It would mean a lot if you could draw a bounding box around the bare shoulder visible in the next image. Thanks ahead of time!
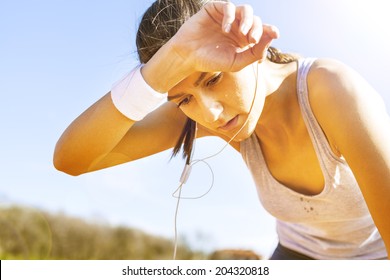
[308,58,379,101]
[306,58,387,153]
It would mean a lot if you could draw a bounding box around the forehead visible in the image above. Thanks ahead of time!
[168,72,208,93]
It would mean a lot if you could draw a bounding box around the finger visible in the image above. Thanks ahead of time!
[263,24,280,40]
[237,4,254,36]
[251,24,279,61]
[248,16,263,44]
[231,25,279,71]
[222,2,236,33]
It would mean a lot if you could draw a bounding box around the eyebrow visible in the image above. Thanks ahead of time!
[194,72,207,87]
[167,72,207,101]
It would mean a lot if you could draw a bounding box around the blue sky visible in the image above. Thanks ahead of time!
[1,0,389,258]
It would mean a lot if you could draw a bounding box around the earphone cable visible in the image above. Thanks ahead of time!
[172,62,259,259]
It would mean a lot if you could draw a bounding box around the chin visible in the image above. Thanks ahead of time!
[230,117,257,142]
[234,105,262,141]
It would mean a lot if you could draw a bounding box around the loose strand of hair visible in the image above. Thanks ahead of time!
[171,118,196,164]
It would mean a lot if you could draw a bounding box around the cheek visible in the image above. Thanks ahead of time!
[227,78,257,109]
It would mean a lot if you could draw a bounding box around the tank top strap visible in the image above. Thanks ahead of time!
[296,58,341,173]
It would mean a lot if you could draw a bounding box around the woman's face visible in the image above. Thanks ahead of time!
[168,63,266,141]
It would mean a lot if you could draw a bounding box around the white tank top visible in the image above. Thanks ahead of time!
[240,58,387,259]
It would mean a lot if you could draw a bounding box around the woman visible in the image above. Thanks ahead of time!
[54,0,390,259]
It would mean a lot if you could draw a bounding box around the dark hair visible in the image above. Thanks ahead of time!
[136,0,299,163]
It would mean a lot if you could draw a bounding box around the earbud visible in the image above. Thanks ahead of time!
[179,164,192,184]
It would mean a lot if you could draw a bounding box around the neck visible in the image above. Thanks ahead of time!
[255,59,299,138]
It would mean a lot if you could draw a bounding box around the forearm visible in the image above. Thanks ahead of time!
[141,39,193,93]
[54,41,190,176]
[54,93,135,176]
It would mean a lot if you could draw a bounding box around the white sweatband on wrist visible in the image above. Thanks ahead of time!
[110,65,168,121]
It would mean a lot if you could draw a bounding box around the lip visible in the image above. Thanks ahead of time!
[219,115,239,131]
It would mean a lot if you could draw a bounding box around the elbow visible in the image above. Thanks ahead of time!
[53,158,83,176]
[53,151,85,177]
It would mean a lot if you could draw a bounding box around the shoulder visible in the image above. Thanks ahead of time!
[305,58,387,153]
[307,58,385,107]
[307,58,377,101]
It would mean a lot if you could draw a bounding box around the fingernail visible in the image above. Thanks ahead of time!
[240,23,250,35]
[271,25,280,38]
[251,29,262,43]
[224,23,231,33]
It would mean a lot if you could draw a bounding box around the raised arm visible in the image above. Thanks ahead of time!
[53,94,187,175]
[53,1,278,176]
[309,58,390,256]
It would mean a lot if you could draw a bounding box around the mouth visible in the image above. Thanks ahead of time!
[219,115,239,131]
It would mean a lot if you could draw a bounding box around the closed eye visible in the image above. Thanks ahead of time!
[206,73,223,87]
[177,73,223,107]
[177,95,192,107]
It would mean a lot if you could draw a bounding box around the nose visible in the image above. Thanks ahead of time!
[198,95,223,124]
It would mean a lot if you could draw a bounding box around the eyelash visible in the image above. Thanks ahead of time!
[206,72,223,86]
[177,73,223,107]
[177,96,192,107]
